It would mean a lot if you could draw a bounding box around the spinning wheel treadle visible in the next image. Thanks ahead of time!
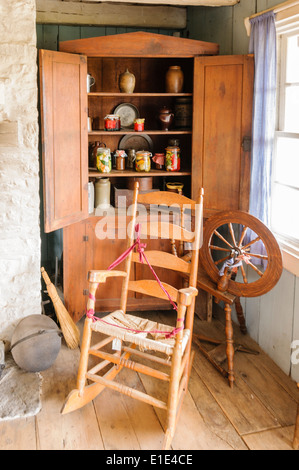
[199,210,283,298]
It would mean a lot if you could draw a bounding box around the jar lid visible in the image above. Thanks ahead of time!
[168,138,180,146]
[136,150,152,156]
[115,149,127,157]
[104,114,120,119]
[96,177,110,183]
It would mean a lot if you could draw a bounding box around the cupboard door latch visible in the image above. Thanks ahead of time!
[83,235,89,242]
[242,136,251,152]
[83,289,89,296]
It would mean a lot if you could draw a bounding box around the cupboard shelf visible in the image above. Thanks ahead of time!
[88,130,192,136]
[88,92,193,97]
[88,169,191,177]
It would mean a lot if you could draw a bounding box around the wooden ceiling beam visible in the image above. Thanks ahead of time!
[83,0,239,5]
[36,0,187,29]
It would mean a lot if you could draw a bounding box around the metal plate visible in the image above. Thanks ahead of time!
[118,133,153,152]
[114,103,139,129]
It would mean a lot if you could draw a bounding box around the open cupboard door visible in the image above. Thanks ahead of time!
[192,54,254,218]
[39,49,88,233]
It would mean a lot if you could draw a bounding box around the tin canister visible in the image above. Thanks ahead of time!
[127,149,136,169]
[135,151,152,172]
[96,147,111,173]
[165,146,180,171]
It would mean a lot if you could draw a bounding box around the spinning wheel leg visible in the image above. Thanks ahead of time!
[225,303,234,388]
[235,297,247,334]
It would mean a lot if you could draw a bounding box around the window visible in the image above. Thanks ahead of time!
[272,20,299,258]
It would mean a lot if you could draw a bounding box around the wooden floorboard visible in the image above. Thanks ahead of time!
[0,307,297,450]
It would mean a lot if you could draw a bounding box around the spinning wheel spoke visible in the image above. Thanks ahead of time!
[238,226,248,247]
[247,260,264,277]
[241,236,261,250]
[228,223,237,246]
[214,230,233,249]
[240,264,248,284]
[248,253,269,260]
[209,245,231,252]
[215,255,232,266]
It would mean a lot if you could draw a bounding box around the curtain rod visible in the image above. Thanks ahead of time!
[244,0,299,36]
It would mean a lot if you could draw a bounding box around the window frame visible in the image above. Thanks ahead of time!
[271,16,299,275]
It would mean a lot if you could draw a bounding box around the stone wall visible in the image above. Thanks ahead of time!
[0,0,41,344]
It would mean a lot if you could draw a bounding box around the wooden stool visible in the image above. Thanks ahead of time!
[294,384,299,450]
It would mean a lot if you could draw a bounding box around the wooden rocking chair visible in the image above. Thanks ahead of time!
[61,183,204,450]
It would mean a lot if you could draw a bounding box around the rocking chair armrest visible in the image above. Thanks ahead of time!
[88,270,127,284]
[178,287,198,307]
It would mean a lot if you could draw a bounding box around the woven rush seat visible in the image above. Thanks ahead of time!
[91,310,190,356]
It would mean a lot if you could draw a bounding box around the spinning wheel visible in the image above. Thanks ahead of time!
[199,210,283,298]
[195,210,283,388]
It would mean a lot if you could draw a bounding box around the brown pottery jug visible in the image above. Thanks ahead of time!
[165,66,184,93]
[157,106,174,131]
[119,68,136,93]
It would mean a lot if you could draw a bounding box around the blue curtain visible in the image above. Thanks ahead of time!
[248,11,277,263]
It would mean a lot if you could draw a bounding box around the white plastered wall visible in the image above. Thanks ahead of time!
[0,0,41,345]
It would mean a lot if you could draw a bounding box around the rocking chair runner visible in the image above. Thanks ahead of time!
[61,183,204,450]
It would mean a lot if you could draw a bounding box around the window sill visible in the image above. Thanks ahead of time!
[272,233,299,276]
[281,248,299,277]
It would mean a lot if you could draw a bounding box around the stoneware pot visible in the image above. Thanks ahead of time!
[165,65,184,93]
[119,68,136,93]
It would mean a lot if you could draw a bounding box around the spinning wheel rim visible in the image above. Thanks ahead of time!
[199,210,283,297]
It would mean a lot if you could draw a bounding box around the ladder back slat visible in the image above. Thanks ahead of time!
[138,191,196,210]
[132,250,191,274]
[128,280,178,302]
[139,221,194,242]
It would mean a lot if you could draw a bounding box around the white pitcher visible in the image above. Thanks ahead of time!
[87,74,95,93]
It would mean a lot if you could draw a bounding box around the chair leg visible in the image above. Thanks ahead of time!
[224,303,235,388]
[162,340,183,450]
[61,317,94,414]
[77,317,93,394]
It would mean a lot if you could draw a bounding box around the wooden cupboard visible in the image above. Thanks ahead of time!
[39,32,254,322]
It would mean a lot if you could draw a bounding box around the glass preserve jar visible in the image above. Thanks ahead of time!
[104,114,120,131]
[96,147,111,173]
[165,145,180,171]
[135,151,152,172]
[114,149,127,170]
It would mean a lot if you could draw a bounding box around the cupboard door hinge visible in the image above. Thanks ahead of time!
[242,136,251,152]
[83,235,89,242]
[83,289,89,296]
